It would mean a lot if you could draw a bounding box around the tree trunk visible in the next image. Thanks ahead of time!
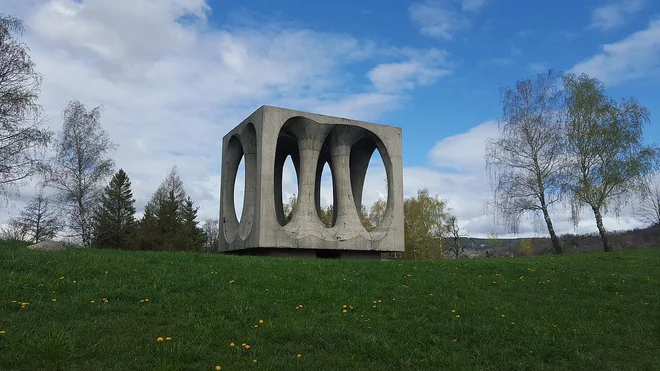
[541,206,563,254]
[592,206,612,252]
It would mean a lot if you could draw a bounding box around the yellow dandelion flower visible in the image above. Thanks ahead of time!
[72,280,77,284]
[258,319,264,324]
[451,309,456,313]
[140,300,145,303]
[52,298,56,302]
[372,305,377,308]
[453,338,457,343]
[254,325,259,328]
[145,299,149,302]
[501,314,505,318]
[156,337,164,342]
[510,322,515,325]
[166,337,172,341]
[342,304,347,308]
[455,315,460,318]
[59,276,64,280]
[342,309,347,313]
[297,354,302,358]
[215,366,222,371]
[229,342,235,347]
[252,359,257,364]
[0,330,5,335]
[245,345,251,349]
[91,300,95,304]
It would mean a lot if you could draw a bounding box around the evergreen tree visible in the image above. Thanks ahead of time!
[178,196,205,251]
[133,203,159,251]
[92,169,136,249]
[155,189,181,250]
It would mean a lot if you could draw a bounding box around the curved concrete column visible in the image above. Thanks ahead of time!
[283,117,334,238]
[314,147,334,225]
[221,135,242,243]
[328,125,370,240]
[238,124,257,240]
[349,136,377,219]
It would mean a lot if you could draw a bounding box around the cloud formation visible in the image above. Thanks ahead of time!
[572,20,660,85]
[589,0,647,31]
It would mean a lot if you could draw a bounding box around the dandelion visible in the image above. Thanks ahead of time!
[501,314,505,318]
[59,276,64,280]
[72,280,77,284]
[91,300,95,304]
[455,315,460,318]
[0,331,5,335]
[145,299,149,302]
[52,298,57,302]
[378,299,382,303]
[510,322,515,325]
[258,319,264,324]
[297,354,302,359]
[453,338,458,343]
[166,337,172,341]
[451,309,456,313]
[342,304,347,308]
[140,300,145,303]
[215,366,222,370]
[156,337,164,342]
[229,280,235,284]
[252,359,257,364]
[342,309,347,313]
[254,325,259,328]
[229,342,235,347]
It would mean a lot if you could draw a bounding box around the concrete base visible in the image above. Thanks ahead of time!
[224,248,384,260]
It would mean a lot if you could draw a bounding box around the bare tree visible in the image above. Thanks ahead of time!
[202,218,219,252]
[0,218,28,241]
[636,177,660,227]
[283,193,296,224]
[486,69,566,254]
[47,101,115,246]
[445,215,465,259]
[16,190,62,243]
[563,73,658,252]
[0,14,52,197]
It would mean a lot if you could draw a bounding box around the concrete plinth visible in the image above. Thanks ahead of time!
[219,105,404,258]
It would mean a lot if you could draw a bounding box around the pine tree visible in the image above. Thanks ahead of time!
[92,169,136,249]
[178,196,205,251]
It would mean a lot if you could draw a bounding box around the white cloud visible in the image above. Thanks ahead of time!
[461,0,487,12]
[428,120,498,170]
[0,0,456,230]
[571,20,660,85]
[589,0,647,31]
[367,49,452,92]
[408,0,471,40]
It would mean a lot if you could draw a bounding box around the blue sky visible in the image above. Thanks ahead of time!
[2,0,660,238]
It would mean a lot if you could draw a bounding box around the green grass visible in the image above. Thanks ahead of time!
[1,242,659,371]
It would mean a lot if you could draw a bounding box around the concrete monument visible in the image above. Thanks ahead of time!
[219,105,404,259]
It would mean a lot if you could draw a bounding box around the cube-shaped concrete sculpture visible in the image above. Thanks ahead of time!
[219,105,404,259]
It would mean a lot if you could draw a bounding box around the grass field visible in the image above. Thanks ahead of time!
[1,242,659,371]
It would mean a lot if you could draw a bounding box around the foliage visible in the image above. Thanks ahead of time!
[283,193,296,224]
[486,232,502,250]
[0,14,52,198]
[368,196,387,229]
[202,219,219,252]
[318,203,333,228]
[636,177,660,227]
[486,69,566,254]
[47,100,116,246]
[563,73,659,252]
[519,238,533,256]
[92,169,136,250]
[178,196,205,251]
[1,242,659,370]
[0,218,28,241]
[13,190,61,243]
[403,188,450,259]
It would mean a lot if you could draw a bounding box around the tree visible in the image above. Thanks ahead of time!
[47,100,115,246]
[0,218,28,241]
[15,190,61,243]
[178,196,205,251]
[368,196,387,229]
[403,188,450,259]
[318,203,333,228]
[283,193,296,224]
[519,238,533,256]
[563,73,658,252]
[485,70,566,254]
[0,14,52,197]
[636,177,660,227]
[445,215,465,259]
[92,169,136,249]
[202,219,219,252]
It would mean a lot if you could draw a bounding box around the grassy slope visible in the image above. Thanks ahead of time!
[1,242,659,371]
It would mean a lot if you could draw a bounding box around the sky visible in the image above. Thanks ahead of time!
[2,0,660,239]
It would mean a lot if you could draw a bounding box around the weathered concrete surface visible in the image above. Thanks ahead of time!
[26,240,66,252]
[219,105,404,257]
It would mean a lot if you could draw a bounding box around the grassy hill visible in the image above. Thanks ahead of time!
[1,242,659,370]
